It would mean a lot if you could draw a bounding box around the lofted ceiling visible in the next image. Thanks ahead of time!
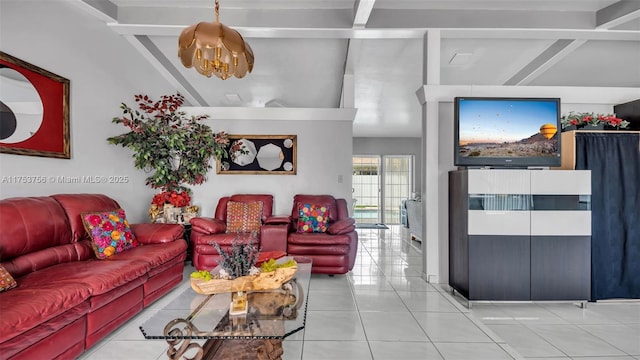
[74,0,640,137]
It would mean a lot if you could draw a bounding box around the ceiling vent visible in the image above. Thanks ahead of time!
[225,93,242,105]
[449,52,473,65]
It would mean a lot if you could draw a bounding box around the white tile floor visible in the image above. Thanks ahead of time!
[78,225,640,360]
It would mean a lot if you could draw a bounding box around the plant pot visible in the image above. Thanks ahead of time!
[604,124,624,131]
[163,204,178,223]
[576,123,604,131]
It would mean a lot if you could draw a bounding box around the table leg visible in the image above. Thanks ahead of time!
[165,337,204,360]
[202,338,283,360]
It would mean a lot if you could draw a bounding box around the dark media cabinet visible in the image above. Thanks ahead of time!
[449,169,591,305]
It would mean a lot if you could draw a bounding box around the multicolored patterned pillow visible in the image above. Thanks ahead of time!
[297,203,329,233]
[226,201,263,233]
[82,208,139,259]
[0,265,17,292]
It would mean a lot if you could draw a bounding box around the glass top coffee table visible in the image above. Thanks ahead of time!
[140,257,312,360]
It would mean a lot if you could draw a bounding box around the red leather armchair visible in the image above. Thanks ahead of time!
[189,194,289,270]
[287,194,358,274]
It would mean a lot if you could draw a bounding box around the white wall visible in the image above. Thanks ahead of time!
[183,114,354,217]
[0,0,176,222]
[0,0,354,222]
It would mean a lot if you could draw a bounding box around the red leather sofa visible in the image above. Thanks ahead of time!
[0,194,187,360]
[286,194,358,274]
[189,194,289,270]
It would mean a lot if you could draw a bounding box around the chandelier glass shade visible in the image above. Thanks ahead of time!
[178,0,254,80]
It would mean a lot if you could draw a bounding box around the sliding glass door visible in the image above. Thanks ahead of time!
[383,155,412,224]
[352,156,381,224]
[353,155,413,224]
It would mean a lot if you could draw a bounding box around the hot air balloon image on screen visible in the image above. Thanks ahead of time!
[539,123,557,139]
[454,97,561,167]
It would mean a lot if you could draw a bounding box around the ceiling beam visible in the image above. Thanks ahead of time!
[340,73,355,108]
[72,0,117,22]
[423,30,441,86]
[353,0,376,28]
[368,9,594,29]
[106,24,640,42]
[76,1,640,44]
[504,39,587,86]
[183,107,357,121]
[441,28,639,41]
[419,85,640,105]
[109,6,639,33]
[341,1,375,108]
[340,39,357,109]
[116,7,354,28]
[596,0,640,29]
[124,35,208,106]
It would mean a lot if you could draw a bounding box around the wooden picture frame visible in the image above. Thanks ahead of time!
[217,135,297,175]
[0,52,70,158]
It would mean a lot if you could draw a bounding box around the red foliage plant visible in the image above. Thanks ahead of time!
[152,191,191,207]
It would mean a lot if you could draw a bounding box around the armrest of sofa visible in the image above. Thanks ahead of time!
[260,223,289,253]
[190,217,226,235]
[264,215,291,225]
[130,223,184,244]
[328,218,356,235]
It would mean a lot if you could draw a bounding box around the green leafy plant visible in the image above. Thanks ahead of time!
[561,111,629,130]
[108,93,229,193]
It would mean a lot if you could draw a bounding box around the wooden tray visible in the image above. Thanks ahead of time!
[190,266,297,295]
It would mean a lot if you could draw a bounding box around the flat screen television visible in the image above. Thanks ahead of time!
[454,97,561,168]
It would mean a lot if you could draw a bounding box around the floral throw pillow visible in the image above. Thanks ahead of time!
[82,208,139,259]
[0,265,17,292]
[226,201,263,234]
[297,204,329,233]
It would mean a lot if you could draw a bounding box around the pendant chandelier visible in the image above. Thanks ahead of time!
[178,0,254,80]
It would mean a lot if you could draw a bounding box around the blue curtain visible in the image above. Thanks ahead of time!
[575,132,640,300]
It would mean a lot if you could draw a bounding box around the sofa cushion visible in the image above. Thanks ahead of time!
[0,265,17,292]
[291,195,338,222]
[0,196,73,260]
[130,223,184,244]
[229,194,274,221]
[190,217,226,234]
[52,194,121,243]
[287,244,351,257]
[2,242,95,279]
[82,208,139,259]
[287,232,353,246]
[0,304,89,360]
[16,259,150,297]
[109,240,187,268]
[226,201,263,233]
[0,281,92,343]
[193,232,257,249]
[297,204,329,233]
[327,218,356,235]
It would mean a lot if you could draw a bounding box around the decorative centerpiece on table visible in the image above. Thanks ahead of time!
[561,111,630,131]
[107,93,229,222]
[190,238,297,295]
